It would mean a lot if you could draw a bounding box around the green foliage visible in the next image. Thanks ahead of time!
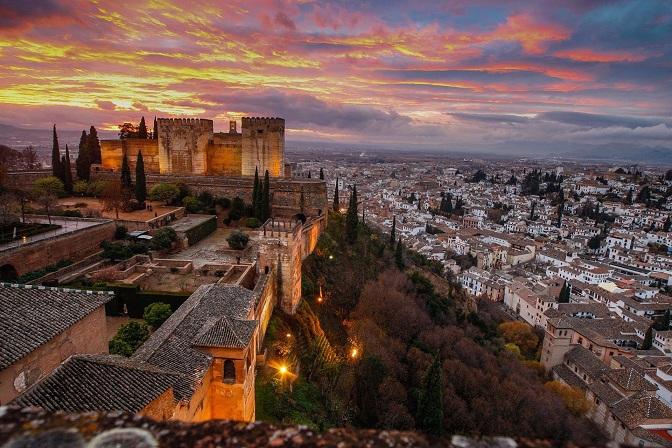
[149,183,180,205]
[63,145,73,193]
[120,153,132,190]
[215,196,231,209]
[227,230,249,250]
[333,178,339,211]
[642,325,653,350]
[416,355,444,435]
[75,130,90,181]
[109,321,149,356]
[86,180,106,197]
[138,116,148,139]
[114,225,128,240]
[51,124,61,179]
[151,227,177,250]
[15,259,71,283]
[32,176,65,197]
[395,238,404,269]
[262,169,271,221]
[182,195,202,213]
[101,241,133,261]
[558,281,570,303]
[73,180,88,196]
[390,215,396,246]
[143,302,172,328]
[229,196,246,221]
[245,217,261,228]
[184,216,217,245]
[355,355,388,427]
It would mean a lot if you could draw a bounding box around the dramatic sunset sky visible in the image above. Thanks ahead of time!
[0,0,670,153]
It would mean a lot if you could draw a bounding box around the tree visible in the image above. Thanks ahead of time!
[299,187,305,213]
[63,145,73,193]
[333,178,340,212]
[558,281,570,303]
[138,116,148,139]
[588,235,602,251]
[75,130,90,181]
[229,196,246,221]
[109,321,149,356]
[22,146,39,169]
[665,217,671,232]
[149,183,180,205]
[390,215,396,246]
[556,202,564,228]
[101,180,124,219]
[262,170,271,221]
[32,176,64,224]
[151,227,177,250]
[544,381,591,416]
[88,126,101,164]
[51,124,62,179]
[642,325,653,350]
[252,167,261,220]
[319,168,324,180]
[307,170,311,178]
[153,117,158,139]
[135,151,147,204]
[395,238,404,269]
[529,201,536,221]
[120,152,132,191]
[498,321,539,355]
[227,230,249,250]
[118,122,138,139]
[143,302,172,329]
[654,310,670,331]
[416,355,444,435]
[345,185,359,243]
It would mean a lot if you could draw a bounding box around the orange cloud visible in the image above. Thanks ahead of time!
[491,13,570,54]
[554,48,648,62]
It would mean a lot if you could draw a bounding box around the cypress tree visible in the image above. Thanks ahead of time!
[63,145,73,193]
[252,167,261,219]
[665,216,671,232]
[345,185,359,243]
[307,171,311,178]
[333,178,340,212]
[390,215,396,246]
[59,155,66,185]
[417,355,444,435]
[121,152,132,190]
[642,326,653,350]
[135,151,147,204]
[557,201,564,228]
[319,168,324,180]
[446,193,453,213]
[153,117,158,139]
[558,281,570,303]
[395,238,404,269]
[138,116,148,139]
[88,126,101,164]
[655,310,671,331]
[262,170,271,222]
[76,130,90,180]
[51,124,61,178]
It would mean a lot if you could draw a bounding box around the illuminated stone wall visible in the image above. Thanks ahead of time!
[157,118,213,175]
[241,117,285,178]
[100,139,160,173]
[207,132,243,176]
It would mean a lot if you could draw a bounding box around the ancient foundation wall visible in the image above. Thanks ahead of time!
[241,118,285,178]
[0,219,116,276]
[100,139,160,173]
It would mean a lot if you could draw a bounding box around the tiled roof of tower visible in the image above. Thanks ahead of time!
[11,354,179,413]
[193,316,257,349]
[133,284,258,401]
[0,284,113,369]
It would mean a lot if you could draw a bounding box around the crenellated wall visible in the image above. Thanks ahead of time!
[241,117,285,178]
[208,132,243,176]
[100,139,160,173]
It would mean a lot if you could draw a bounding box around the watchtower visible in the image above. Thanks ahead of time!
[241,117,285,178]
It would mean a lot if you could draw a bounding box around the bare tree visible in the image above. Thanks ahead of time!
[32,176,64,225]
[101,180,124,219]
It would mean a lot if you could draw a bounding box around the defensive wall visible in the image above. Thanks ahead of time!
[241,117,284,178]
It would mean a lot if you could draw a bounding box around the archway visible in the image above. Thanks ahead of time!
[293,213,307,224]
[0,264,18,282]
[223,359,236,383]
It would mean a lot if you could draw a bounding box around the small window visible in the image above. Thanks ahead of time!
[223,360,236,383]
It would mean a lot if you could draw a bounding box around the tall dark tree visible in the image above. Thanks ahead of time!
[153,117,158,139]
[417,355,444,435]
[390,215,396,246]
[558,281,570,303]
[333,178,340,212]
[395,238,404,269]
[135,151,147,204]
[642,325,653,350]
[345,185,359,243]
[307,170,312,178]
[252,167,261,219]
[88,126,101,164]
[63,145,73,193]
[59,155,66,186]
[319,168,324,180]
[262,169,271,221]
[75,130,90,180]
[120,152,132,191]
[556,202,564,228]
[138,116,148,139]
[529,201,536,221]
[655,310,671,331]
[51,124,62,178]
[299,187,305,213]
[664,216,671,232]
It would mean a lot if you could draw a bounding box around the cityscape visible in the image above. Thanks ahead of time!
[1,1,672,447]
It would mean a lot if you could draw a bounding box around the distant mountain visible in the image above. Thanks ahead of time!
[0,123,115,161]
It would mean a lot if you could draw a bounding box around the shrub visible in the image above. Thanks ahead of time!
[245,217,261,228]
[109,321,149,356]
[86,180,107,197]
[74,202,89,208]
[62,210,82,217]
[215,197,231,209]
[73,180,88,196]
[197,191,214,207]
[226,230,249,250]
[114,225,128,240]
[229,196,246,221]
[143,302,173,328]
[101,241,132,261]
[149,183,180,205]
[182,195,202,213]
[151,227,177,250]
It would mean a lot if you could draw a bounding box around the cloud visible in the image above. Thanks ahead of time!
[447,112,530,124]
[0,0,72,33]
[274,12,296,31]
[95,100,117,111]
[537,111,665,128]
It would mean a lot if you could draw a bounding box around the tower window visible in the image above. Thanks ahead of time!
[223,359,236,383]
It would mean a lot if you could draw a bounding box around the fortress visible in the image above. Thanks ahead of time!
[100,117,286,177]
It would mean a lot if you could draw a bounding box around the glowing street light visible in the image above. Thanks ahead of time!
[328,254,334,260]
[350,348,359,359]
[278,365,288,375]
[286,333,292,339]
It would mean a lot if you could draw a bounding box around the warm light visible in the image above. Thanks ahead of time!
[286,333,291,338]
[279,365,288,375]
[350,348,359,359]
[317,296,323,303]
[328,255,334,260]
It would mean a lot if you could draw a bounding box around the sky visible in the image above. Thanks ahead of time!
[0,0,670,153]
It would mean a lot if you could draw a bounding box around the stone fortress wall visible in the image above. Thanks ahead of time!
[100,117,285,178]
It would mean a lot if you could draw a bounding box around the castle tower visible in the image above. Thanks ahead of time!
[241,117,285,178]
[157,118,213,175]
[229,120,237,134]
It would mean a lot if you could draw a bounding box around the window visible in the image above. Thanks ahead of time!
[578,337,583,344]
[223,360,236,383]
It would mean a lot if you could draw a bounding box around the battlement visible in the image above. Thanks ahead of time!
[157,118,214,128]
[242,117,285,128]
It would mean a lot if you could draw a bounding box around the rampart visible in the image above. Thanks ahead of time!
[100,138,160,172]
[241,117,285,178]
[157,118,213,175]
